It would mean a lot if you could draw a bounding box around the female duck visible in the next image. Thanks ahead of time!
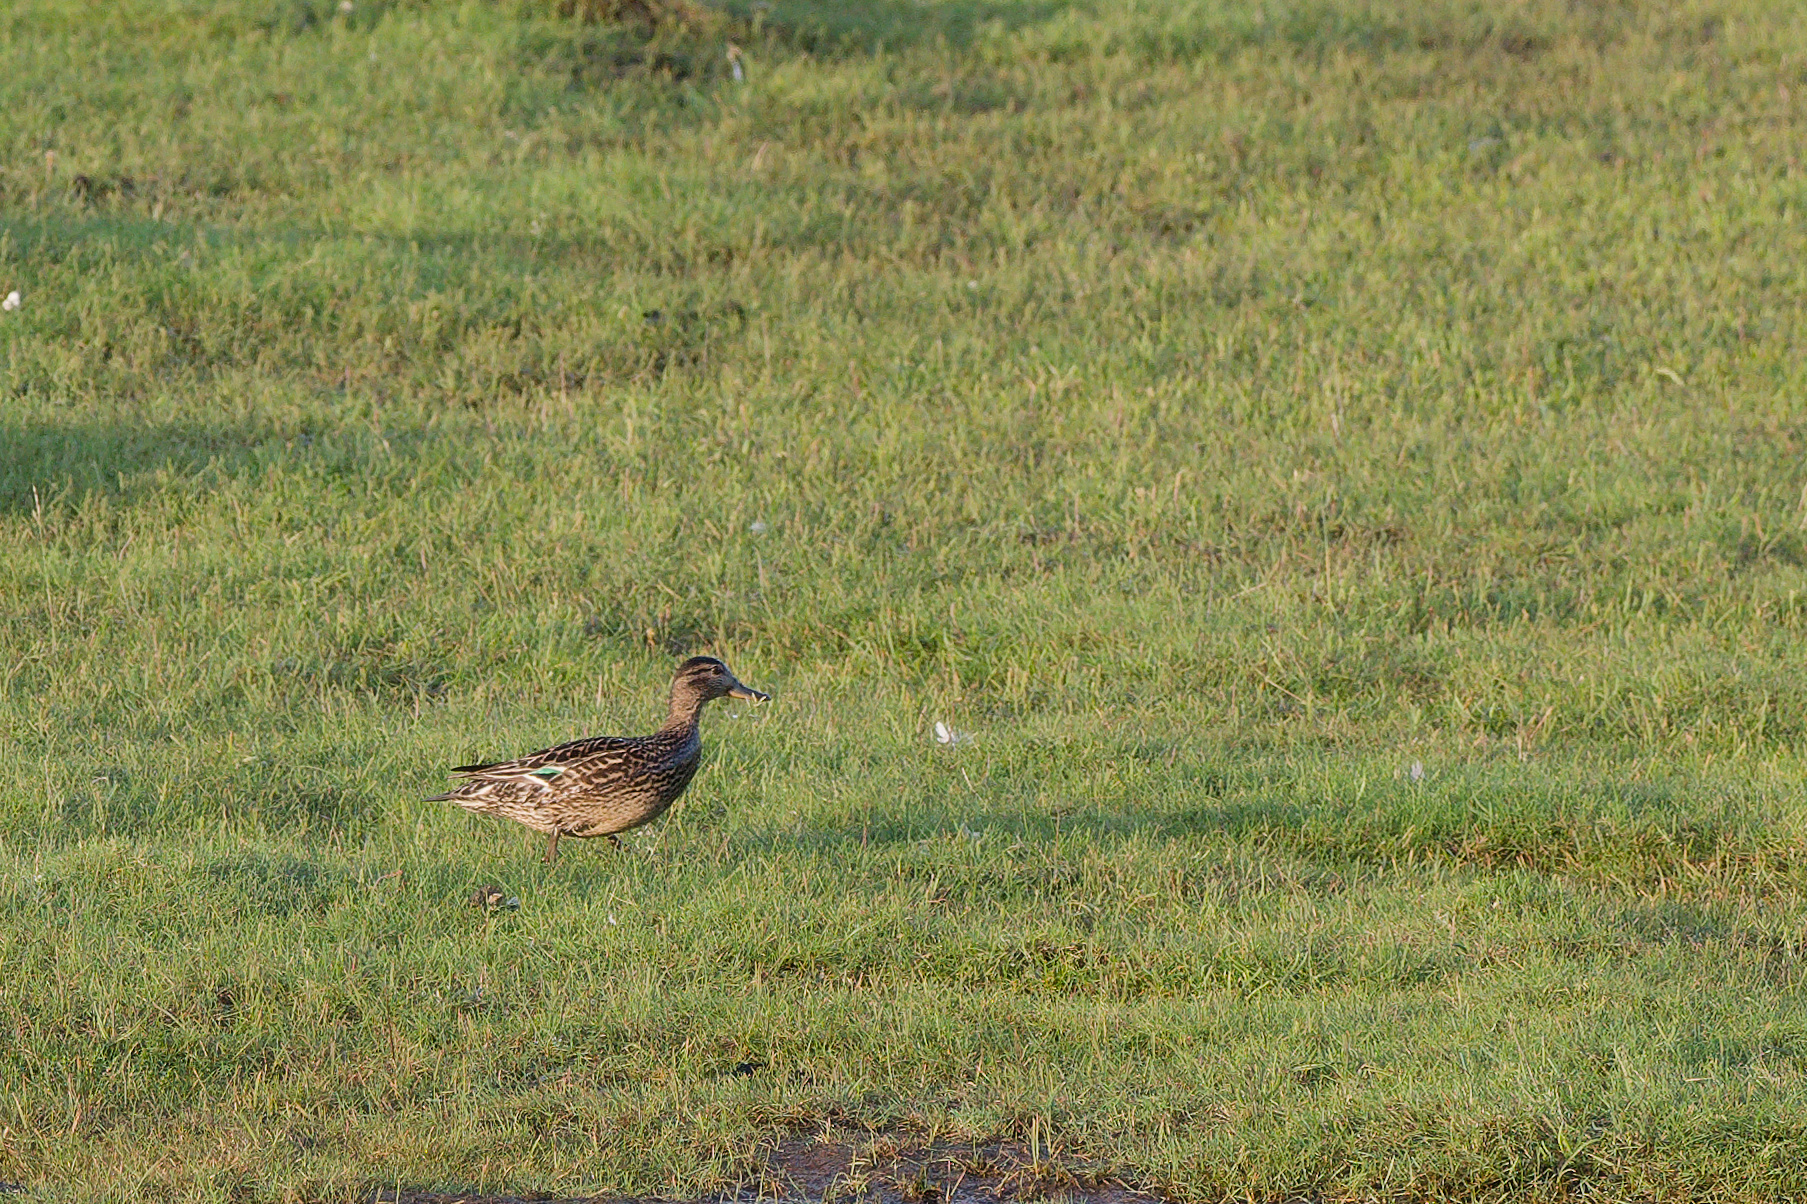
[431,656,769,863]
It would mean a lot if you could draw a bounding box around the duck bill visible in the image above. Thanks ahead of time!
[727,681,771,703]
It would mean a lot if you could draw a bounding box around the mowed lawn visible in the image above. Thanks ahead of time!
[4,0,1807,1199]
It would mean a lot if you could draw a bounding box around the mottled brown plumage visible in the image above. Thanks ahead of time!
[429,656,769,863]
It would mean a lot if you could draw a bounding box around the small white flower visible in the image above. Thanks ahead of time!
[1409,761,1425,781]
[338,0,353,11]
[2,290,20,312]
[966,280,978,289]
[607,913,618,926]
[749,520,768,535]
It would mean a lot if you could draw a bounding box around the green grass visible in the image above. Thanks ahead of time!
[4,0,1807,1198]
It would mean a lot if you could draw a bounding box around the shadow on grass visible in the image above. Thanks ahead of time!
[733,762,1788,884]
[201,849,348,916]
[52,770,387,843]
[0,412,437,519]
[726,0,1069,53]
[3,207,764,407]
[1,418,258,516]
[732,0,1643,63]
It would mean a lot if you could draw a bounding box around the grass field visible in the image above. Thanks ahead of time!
[4,0,1807,1199]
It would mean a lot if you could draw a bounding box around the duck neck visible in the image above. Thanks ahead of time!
[662,688,708,733]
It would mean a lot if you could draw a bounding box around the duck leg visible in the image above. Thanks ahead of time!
[607,834,623,850]
[543,832,560,865]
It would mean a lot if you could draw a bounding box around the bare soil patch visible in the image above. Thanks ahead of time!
[380,1135,1167,1204]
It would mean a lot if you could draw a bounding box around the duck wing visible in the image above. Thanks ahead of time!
[449,734,649,792]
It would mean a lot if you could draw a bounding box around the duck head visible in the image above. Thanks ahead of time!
[670,655,771,710]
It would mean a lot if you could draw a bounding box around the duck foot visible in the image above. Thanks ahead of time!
[542,832,560,865]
